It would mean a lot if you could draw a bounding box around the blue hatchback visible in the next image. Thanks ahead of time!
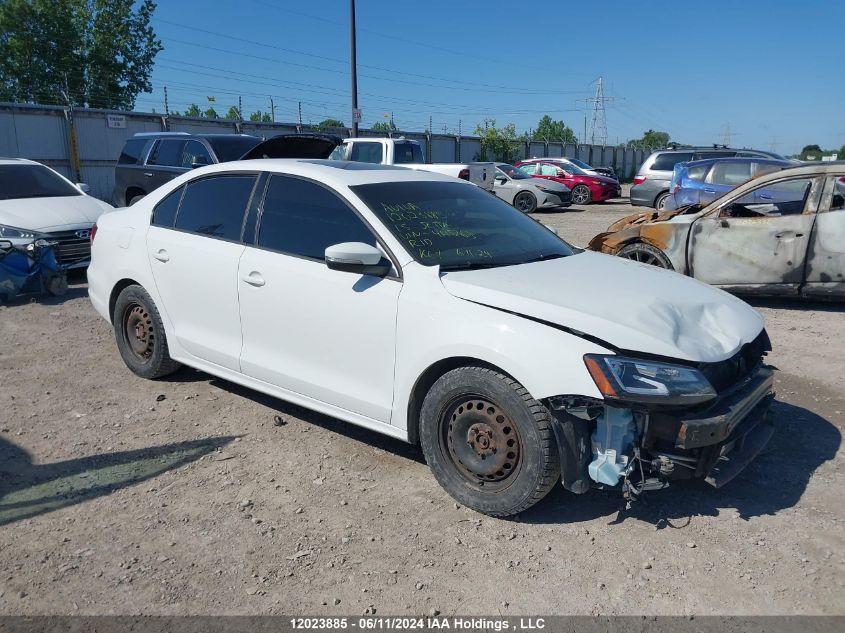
[669,157,793,208]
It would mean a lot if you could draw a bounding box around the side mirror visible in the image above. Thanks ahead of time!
[495,176,507,184]
[191,156,209,168]
[324,242,391,277]
[0,239,12,250]
[77,182,91,194]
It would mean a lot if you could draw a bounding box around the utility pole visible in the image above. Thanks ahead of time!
[298,101,303,127]
[270,97,275,122]
[350,0,359,137]
[238,96,243,121]
[164,86,169,117]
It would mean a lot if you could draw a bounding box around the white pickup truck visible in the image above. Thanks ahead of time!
[329,137,496,191]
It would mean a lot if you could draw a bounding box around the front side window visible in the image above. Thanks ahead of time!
[539,163,560,176]
[348,142,384,164]
[148,139,186,167]
[180,140,213,169]
[152,186,183,227]
[0,164,80,200]
[257,175,376,259]
[352,181,574,269]
[720,177,816,218]
[517,163,538,175]
[174,175,256,240]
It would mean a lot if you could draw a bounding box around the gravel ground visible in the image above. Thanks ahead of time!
[0,186,843,616]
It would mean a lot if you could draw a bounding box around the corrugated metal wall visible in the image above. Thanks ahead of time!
[0,102,652,202]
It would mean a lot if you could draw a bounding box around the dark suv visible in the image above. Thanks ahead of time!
[630,146,787,209]
[113,132,263,206]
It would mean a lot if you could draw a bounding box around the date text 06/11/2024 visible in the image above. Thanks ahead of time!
[289,617,547,630]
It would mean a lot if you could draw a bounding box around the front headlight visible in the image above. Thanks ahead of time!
[584,354,716,406]
[0,224,38,239]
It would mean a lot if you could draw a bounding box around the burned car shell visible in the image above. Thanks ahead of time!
[589,163,845,300]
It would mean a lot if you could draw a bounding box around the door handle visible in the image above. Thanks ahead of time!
[153,249,169,262]
[704,188,716,193]
[242,271,265,287]
[775,232,803,239]
[758,194,772,200]
[143,172,154,177]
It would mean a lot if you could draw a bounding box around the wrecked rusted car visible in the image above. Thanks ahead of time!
[589,163,845,299]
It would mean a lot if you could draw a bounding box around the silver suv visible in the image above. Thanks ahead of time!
[630,147,785,209]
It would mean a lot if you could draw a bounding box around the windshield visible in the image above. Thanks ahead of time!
[0,164,81,200]
[206,136,262,162]
[497,164,531,180]
[351,181,574,270]
[567,158,592,170]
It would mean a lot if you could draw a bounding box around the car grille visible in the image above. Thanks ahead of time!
[699,329,771,394]
[44,229,92,266]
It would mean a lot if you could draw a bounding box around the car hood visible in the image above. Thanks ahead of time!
[581,174,619,186]
[240,133,342,160]
[605,205,705,232]
[440,251,763,363]
[0,195,111,232]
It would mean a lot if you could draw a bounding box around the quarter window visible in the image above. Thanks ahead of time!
[257,175,376,259]
[152,186,183,227]
[174,175,256,240]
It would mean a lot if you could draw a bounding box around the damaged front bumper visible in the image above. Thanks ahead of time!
[547,365,775,496]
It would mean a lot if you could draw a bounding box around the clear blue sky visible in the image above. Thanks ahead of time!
[140,0,845,155]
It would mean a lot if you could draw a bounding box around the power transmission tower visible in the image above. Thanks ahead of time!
[577,77,619,145]
[717,122,737,146]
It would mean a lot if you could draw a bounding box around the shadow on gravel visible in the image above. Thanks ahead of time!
[530,206,585,215]
[745,297,845,313]
[0,435,234,527]
[520,400,840,526]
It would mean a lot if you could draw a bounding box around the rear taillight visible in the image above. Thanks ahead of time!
[90,223,97,243]
[633,176,647,185]
[673,183,681,194]
[458,168,470,181]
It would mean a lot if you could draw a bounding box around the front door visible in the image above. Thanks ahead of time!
[803,175,845,298]
[146,173,258,370]
[688,175,822,293]
[238,174,401,423]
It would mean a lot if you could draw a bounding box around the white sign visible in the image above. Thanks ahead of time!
[107,114,126,129]
[352,108,362,124]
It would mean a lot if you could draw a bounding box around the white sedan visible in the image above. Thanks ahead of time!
[88,152,775,516]
[0,159,113,268]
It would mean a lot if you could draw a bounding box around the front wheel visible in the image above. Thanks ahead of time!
[513,191,537,213]
[616,242,673,269]
[571,184,592,205]
[113,284,181,379]
[419,366,561,517]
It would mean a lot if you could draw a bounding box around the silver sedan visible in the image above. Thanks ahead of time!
[493,163,571,213]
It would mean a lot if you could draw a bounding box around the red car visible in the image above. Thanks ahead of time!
[515,159,621,205]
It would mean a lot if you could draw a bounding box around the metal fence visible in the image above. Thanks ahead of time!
[0,102,653,202]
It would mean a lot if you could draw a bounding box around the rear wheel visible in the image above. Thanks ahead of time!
[616,242,673,269]
[113,284,181,379]
[571,184,592,205]
[654,191,670,210]
[513,191,537,213]
[419,366,561,517]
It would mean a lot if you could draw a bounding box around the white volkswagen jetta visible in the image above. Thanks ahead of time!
[88,148,775,516]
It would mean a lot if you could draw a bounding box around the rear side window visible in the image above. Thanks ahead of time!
[709,162,752,186]
[148,139,187,167]
[152,186,183,227]
[118,139,148,165]
[174,175,256,240]
[257,175,375,259]
[348,142,384,164]
[393,142,424,164]
[651,152,693,171]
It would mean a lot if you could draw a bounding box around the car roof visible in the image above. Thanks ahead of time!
[0,157,40,165]
[130,132,260,140]
[682,157,792,168]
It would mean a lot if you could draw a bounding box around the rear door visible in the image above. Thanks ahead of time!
[145,139,188,192]
[146,173,258,370]
[803,175,845,298]
[702,161,753,204]
[688,175,823,293]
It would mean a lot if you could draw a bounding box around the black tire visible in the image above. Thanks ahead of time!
[419,366,561,517]
[571,184,592,205]
[654,191,670,210]
[616,242,673,269]
[113,284,181,379]
[513,191,537,213]
[128,194,145,206]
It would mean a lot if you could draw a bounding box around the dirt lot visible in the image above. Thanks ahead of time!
[1,187,843,616]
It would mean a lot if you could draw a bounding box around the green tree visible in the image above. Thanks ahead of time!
[224,105,241,120]
[800,144,823,160]
[838,145,845,161]
[249,110,272,122]
[532,115,576,143]
[315,118,345,130]
[627,129,670,149]
[371,120,397,133]
[183,104,202,117]
[474,119,521,162]
[0,0,163,109]
[204,106,218,119]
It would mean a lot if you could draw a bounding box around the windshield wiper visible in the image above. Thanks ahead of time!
[440,261,510,272]
[519,253,567,265]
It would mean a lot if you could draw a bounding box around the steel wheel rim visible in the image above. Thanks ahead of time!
[657,195,668,210]
[515,193,533,212]
[621,250,661,266]
[572,186,589,204]
[440,395,522,491]
[123,303,155,361]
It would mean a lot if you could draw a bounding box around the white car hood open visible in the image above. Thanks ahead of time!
[0,195,110,232]
[441,251,764,363]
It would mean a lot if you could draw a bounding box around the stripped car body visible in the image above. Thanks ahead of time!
[589,162,845,300]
